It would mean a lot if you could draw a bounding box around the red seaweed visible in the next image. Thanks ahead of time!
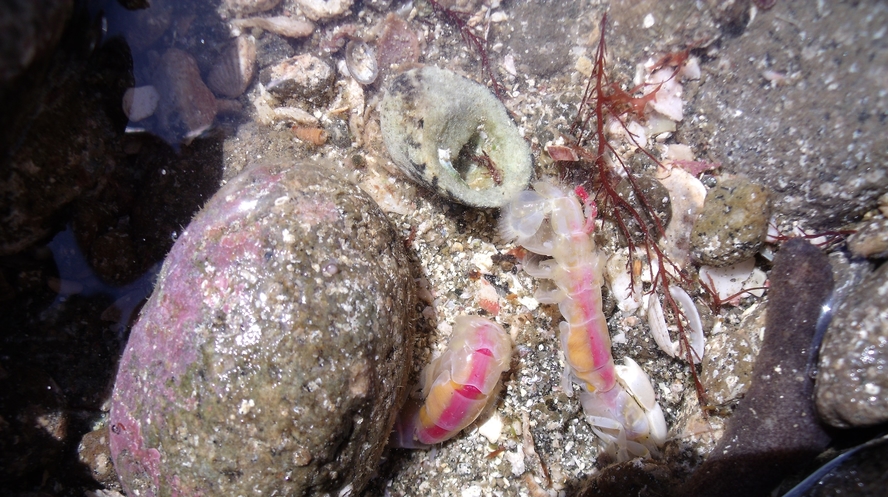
[563,14,710,406]
[428,0,505,99]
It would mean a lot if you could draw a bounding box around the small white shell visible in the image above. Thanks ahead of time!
[122,85,159,122]
[344,40,378,85]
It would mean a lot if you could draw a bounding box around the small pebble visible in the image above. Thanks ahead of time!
[262,54,335,104]
[690,175,771,267]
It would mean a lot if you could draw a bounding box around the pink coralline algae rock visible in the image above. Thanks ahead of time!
[109,160,414,496]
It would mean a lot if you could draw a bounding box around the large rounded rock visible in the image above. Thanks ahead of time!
[109,160,414,496]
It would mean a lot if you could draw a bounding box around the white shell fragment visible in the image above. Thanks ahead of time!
[379,66,532,208]
[646,287,705,364]
[230,16,315,39]
[344,40,378,85]
[699,258,757,301]
[295,0,353,21]
[668,286,705,363]
[122,85,159,122]
[656,161,707,267]
[605,249,642,313]
[647,293,674,358]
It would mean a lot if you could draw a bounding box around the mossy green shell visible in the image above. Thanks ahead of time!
[380,66,532,208]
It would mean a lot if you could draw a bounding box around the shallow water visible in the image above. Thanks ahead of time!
[1,0,886,495]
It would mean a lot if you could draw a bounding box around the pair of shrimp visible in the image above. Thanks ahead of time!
[500,180,667,461]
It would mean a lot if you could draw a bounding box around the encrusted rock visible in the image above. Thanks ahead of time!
[110,160,414,496]
[294,0,353,21]
[690,176,771,267]
[816,262,888,428]
[376,13,420,80]
[847,216,888,259]
[701,303,765,406]
[77,426,117,488]
[379,66,532,208]
[262,53,335,104]
[223,0,281,15]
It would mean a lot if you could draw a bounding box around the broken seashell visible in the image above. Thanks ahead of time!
[272,106,318,125]
[656,162,707,268]
[699,258,765,301]
[344,39,378,85]
[646,287,704,363]
[230,16,315,39]
[207,35,257,98]
[379,66,532,208]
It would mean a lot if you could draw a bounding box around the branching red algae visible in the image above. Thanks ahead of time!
[563,14,709,406]
[428,0,505,99]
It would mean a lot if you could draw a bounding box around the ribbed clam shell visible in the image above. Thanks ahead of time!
[207,35,257,98]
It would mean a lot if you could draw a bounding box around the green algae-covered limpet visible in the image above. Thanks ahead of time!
[379,66,532,208]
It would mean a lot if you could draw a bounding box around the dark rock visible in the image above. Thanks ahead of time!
[781,435,888,497]
[679,238,833,497]
[0,29,133,255]
[110,160,415,496]
[0,0,74,158]
[0,365,69,487]
[816,261,888,428]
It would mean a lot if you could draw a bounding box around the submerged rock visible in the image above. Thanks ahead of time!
[379,66,532,208]
[153,48,217,141]
[110,160,414,496]
[262,54,335,105]
[680,238,833,497]
[690,175,771,267]
[816,261,888,428]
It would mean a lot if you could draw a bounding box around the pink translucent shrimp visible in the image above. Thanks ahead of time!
[391,316,512,448]
[500,180,667,461]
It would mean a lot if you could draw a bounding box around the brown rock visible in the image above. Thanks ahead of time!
[154,48,217,140]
